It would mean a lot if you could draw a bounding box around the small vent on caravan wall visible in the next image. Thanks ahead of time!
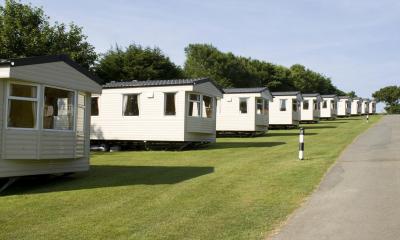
[226,97,232,102]
[146,91,154,98]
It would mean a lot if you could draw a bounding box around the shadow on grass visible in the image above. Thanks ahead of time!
[267,132,318,137]
[209,141,285,150]
[2,165,214,195]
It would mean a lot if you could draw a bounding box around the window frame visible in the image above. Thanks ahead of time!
[239,97,248,114]
[188,93,201,117]
[292,99,298,112]
[5,80,40,130]
[122,93,140,117]
[303,100,309,110]
[91,97,99,116]
[164,92,177,116]
[202,95,214,118]
[279,99,287,111]
[256,97,263,115]
[42,85,77,132]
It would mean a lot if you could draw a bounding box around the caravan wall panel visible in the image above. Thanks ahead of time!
[91,86,188,142]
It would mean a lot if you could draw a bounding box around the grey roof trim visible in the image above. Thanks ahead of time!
[302,93,321,97]
[338,96,352,99]
[320,94,337,98]
[223,87,269,94]
[271,91,301,96]
[102,78,223,94]
[0,54,103,84]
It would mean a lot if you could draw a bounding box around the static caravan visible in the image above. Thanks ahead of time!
[0,55,102,181]
[269,92,303,128]
[320,95,338,119]
[361,98,370,115]
[300,93,322,123]
[337,96,352,117]
[351,97,362,115]
[216,87,273,136]
[369,99,376,114]
[91,78,223,149]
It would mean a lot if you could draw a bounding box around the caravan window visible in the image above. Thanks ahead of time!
[239,98,248,114]
[7,83,38,129]
[91,97,99,116]
[303,100,309,110]
[123,94,139,116]
[280,99,287,111]
[313,100,318,110]
[322,100,327,108]
[331,100,336,110]
[189,94,201,117]
[263,99,269,115]
[202,96,213,118]
[164,93,176,115]
[256,98,263,114]
[292,99,298,112]
[43,87,75,130]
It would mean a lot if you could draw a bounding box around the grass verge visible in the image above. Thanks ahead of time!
[0,115,381,240]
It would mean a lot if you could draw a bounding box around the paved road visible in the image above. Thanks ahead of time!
[270,115,400,240]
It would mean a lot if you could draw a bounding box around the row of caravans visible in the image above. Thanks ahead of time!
[0,55,377,181]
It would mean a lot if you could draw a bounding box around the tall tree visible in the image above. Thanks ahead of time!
[0,0,97,69]
[95,44,184,83]
[372,86,400,113]
[184,43,344,94]
[346,91,357,98]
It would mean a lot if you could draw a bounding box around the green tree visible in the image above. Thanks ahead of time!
[184,43,344,94]
[184,44,257,87]
[0,0,97,69]
[372,86,400,113]
[346,91,357,98]
[95,44,184,83]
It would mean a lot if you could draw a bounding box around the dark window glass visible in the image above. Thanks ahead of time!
[123,94,139,116]
[202,96,213,118]
[239,98,248,114]
[10,84,37,98]
[165,93,176,115]
[280,99,287,111]
[303,100,309,110]
[8,100,36,128]
[322,100,327,108]
[91,97,99,116]
[292,99,298,112]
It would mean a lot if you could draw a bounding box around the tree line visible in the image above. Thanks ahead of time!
[3,0,399,112]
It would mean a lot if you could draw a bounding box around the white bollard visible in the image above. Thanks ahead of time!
[299,128,304,160]
[366,114,369,123]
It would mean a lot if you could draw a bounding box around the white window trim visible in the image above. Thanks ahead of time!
[42,84,77,133]
[188,93,202,118]
[122,93,140,117]
[5,80,40,131]
[164,92,177,116]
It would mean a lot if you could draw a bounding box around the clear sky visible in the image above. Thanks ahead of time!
[21,0,400,111]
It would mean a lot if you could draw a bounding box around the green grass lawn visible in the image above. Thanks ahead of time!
[0,115,381,240]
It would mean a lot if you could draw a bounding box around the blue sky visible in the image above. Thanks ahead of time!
[21,0,400,111]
